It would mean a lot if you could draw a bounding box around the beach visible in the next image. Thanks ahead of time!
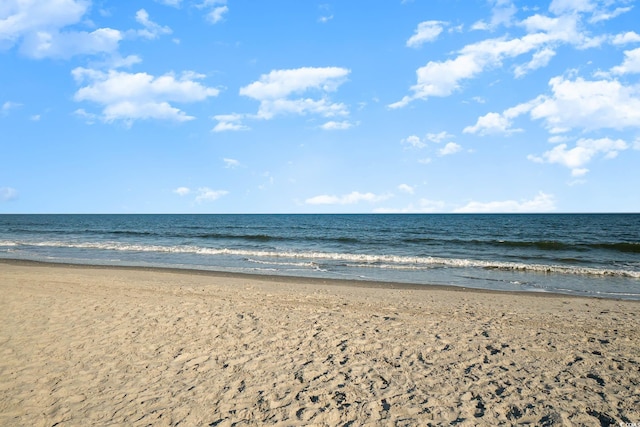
[1,261,639,426]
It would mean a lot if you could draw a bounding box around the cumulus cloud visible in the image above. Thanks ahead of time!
[401,135,426,149]
[466,76,640,135]
[212,113,249,132]
[397,184,414,194]
[438,142,462,156]
[320,120,353,130]
[0,187,19,202]
[611,47,640,75]
[194,0,229,24]
[195,187,228,202]
[454,192,555,213]
[305,191,392,205]
[471,0,517,31]
[0,0,123,59]
[173,186,191,196]
[134,9,172,40]
[174,186,228,202]
[390,1,630,108]
[611,31,640,45]
[73,68,220,124]
[528,137,629,176]
[406,21,447,48]
[214,67,350,128]
[425,131,454,143]
[374,199,446,213]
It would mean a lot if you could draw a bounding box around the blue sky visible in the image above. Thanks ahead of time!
[1,0,639,213]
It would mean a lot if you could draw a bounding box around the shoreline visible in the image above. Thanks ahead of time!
[2,260,640,425]
[1,257,630,301]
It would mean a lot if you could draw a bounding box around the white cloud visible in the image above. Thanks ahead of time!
[611,47,640,75]
[212,113,249,132]
[195,187,228,203]
[530,76,640,133]
[454,192,555,213]
[425,131,453,143]
[240,67,349,100]
[195,0,228,24]
[1,101,21,115]
[207,6,228,24]
[135,9,172,40]
[401,135,426,149]
[467,76,640,135]
[305,191,392,205]
[156,0,183,6]
[321,120,352,130]
[438,142,462,156]
[0,0,123,59]
[374,199,446,213]
[0,187,19,202]
[406,21,447,48]
[528,137,629,176]
[73,68,220,124]
[464,99,537,135]
[234,67,350,122]
[397,184,414,194]
[390,3,613,108]
[612,31,640,45]
[174,187,191,196]
[223,158,240,168]
[472,0,517,31]
[514,47,556,78]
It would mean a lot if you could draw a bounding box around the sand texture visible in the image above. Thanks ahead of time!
[1,262,639,426]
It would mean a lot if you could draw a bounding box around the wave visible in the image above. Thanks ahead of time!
[2,239,639,279]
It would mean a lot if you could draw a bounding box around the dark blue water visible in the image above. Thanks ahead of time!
[1,214,639,299]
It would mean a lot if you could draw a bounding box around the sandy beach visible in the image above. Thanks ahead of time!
[1,261,638,426]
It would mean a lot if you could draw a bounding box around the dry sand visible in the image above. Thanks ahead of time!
[1,261,639,426]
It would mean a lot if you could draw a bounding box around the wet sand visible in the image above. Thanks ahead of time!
[1,261,639,426]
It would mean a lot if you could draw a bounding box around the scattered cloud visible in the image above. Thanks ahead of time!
[134,9,172,40]
[401,135,426,149]
[611,31,640,45]
[321,120,353,130]
[218,67,350,127]
[0,187,19,202]
[610,47,640,75]
[223,158,240,168]
[438,142,462,156]
[471,0,517,31]
[195,187,228,202]
[174,186,228,202]
[305,191,392,205]
[466,75,640,135]
[156,0,183,6]
[389,1,632,108]
[196,0,229,24]
[454,192,555,213]
[513,47,556,78]
[1,101,22,115]
[173,186,191,196]
[425,131,454,143]
[0,0,123,59]
[374,198,445,213]
[72,68,220,124]
[398,184,414,194]
[528,137,629,176]
[406,21,447,48]
[212,113,249,132]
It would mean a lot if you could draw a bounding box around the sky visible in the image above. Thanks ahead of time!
[1,0,639,213]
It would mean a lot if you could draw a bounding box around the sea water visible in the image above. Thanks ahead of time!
[1,214,639,300]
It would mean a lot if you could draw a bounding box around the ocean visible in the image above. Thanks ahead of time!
[1,214,639,300]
